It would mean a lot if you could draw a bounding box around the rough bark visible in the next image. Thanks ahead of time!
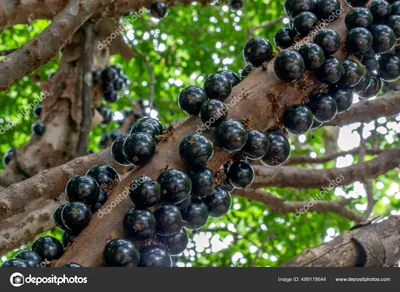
[281,216,400,267]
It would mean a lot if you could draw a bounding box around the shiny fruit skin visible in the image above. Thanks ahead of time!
[274,28,297,50]
[274,50,305,83]
[150,2,168,19]
[293,12,318,36]
[369,25,396,53]
[62,230,79,247]
[307,93,338,122]
[111,136,132,166]
[139,246,172,267]
[386,15,400,37]
[53,203,67,230]
[189,167,215,197]
[227,161,255,189]
[65,175,100,206]
[316,0,341,19]
[181,199,209,230]
[129,176,161,208]
[378,53,400,81]
[157,169,192,204]
[129,120,160,140]
[345,7,373,29]
[61,202,92,233]
[283,105,313,135]
[179,134,214,167]
[32,120,45,136]
[103,238,140,267]
[261,132,291,166]
[340,59,363,87]
[123,132,156,165]
[199,99,228,127]
[203,72,232,100]
[15,251,42,267]
[328,84,354,113]
[123,208,156,240]
[347,27,373,55]
[86,165,120,186]
[154,204,184,236]
[214,120,248,153]
[158,229,188,255]
[243,37,273,67]
[241,65,254,79]
[63,262,82,267]
[284,0,317,19]
[358,76,383,99]
[1,259,29,267]
[371,0,392,24]
[242,130,270,160]
[315,57,344,84]
[202,186,232,218]
[217,70,241,87]
[314,29,341,56]
[178,86,208,116]
[297,43,325,70]
[354,70,372,93]
[32,236,64,261]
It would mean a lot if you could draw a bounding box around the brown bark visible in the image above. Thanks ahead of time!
[281,216,400,267]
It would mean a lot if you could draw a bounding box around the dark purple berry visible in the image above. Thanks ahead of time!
[345,0,369,7]
[123,208,156,240]
[199,99,228,127]
[386,15,400,37]
[158,169,192,204]
[129,176,161,208]
[2,148,15,166]
[274,50,305,83]
[62,230,78,247]
[104,90,119,103]
[33,105,42,119]
[378,53,400,81]
[293,12,318,36]
[111,136,132,166]
[181,199,209,230]
[53,203,68,230]
[261,132,291,166]
[92,71,102,85]
[297,43,325,70]
[32,236,64,261]
[189,167,215,197]
[217,70,241,87]
[103,238,140,267]
[154,204,183,236]
[158,229,188,255]
[130,120,161,140]
[315,57,344,84]
[328,84,354,113]
[214,120,248,153]
[230,0,243,10]
[123,132,156,165]
[202,186,232,218]
[227,161,254,189]
[362,56,379,71]
[358,76,383,99]
[355,70,372,93]
[345,7,373,29]
[242,130,269,160]
[61,202,92,233]
[340,59,363,87]
[139,117,164,134]
[311,119,324,130]
[203,72,232,100]
[179,134,213,166]
[371,0,392,24]
[139,246,171,267]
[176,196,192,211]
[241,65,254,79]
[15,251,42,267]
[86,165,120,187]
[274,28,297,50]
[102,67,118,82]
[307,93,338,122]
[98,107,113,124]
[369,24,396,53]
[150,2,168,19]
[314,29,341,55]
[32,120,45,136]
[316,0,341,20]
[65,175,100,206]
[63,262,82,267]
[243,37,273,67]
[2,258,29,267]
[283,105,313,135]
[391,1,400,15]
[178,86,208,116]
[113,78,125,91]
[284,0,317,19]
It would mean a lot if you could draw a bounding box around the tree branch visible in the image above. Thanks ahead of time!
[0,0,105,91]
[281,216,400,267]
[0,49,17,56]
[0,175,13,188]
[247,16,285,40]
[235,189,363,223]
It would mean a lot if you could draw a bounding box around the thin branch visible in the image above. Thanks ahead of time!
[251,229,276,267]
[76,22,95,157]
[247,16,285,40]
[235,189,363,223]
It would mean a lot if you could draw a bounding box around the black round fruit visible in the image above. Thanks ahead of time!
[129,176,161,208]
[316,0,341,20]
[261,132,291,166]
[123,132,156,165]
[93,71,102,84]
[284,0,317,19]
[307,93,338,122]
[139,117,164,134]
[15,251,42,267]
[241,65,254,79]
[214,120,248,153]
[347,27,373,54]
[129,120,161,139]
[315,57,344,84]
[340,59,363,87]
[355,70,372,93]
[328,84,354,113]
[178,86,208,116]
[297,43,325,70]
[217,70,241,87]
[104,90,119,103]
[362,56,379,71]
[391,1,400,15]
[314,29,341,56]
[386,15,400,37]
[158,169,192,204]
[242,130,269,160]
[62,230,78,247]
[230,0,243,10]
[158,229,188,255]
[150,2,168,19]
[33,105,42,119]
[123,208,156,240]
[65,175,100,206]
[358,76,383,99]
[2,148,15,166]
[345,0,369,7]
[176,196,192,211]
[139,246,172,267]
[102,67,118,82]
[103,238,140,267]
[111,136,132,166]
[243,37,273,67]
[32,236,64,261]
[53,203,67,230]
[199,99,228,127]
[86,165,120,187]
[345,8,373,30]
[227,161,254,189]
[189,167,215,197]
[369,25,396,53]
[311,119,323,130]
[378,53,400,81]
[179,134,213,166]
[1,258,29,267]
[371,0,392,24]
[283,105,313,135]
[61,202,92,233]
[293,12,318,36]
[63,262,83,267]
[203,72,232,100]
[32,120,45,136]
[274,28,297,50]
[98,107,113,124]
[154,204,183,236]
[202,186,232,218]
[274,50,305,83]
[181,199,209,230]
